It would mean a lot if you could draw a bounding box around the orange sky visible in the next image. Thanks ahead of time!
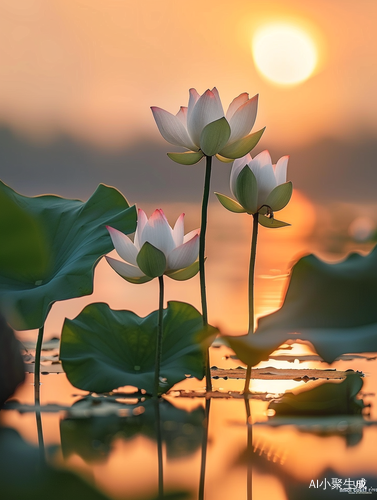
[1,0,377,149]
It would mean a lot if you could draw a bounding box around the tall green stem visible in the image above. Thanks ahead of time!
[34,325,44,404]
[244,213,259,395]
[153,275,164,399]
[199,155,212,393]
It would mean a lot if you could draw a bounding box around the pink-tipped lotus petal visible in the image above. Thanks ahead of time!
[134,209,148,250]
[140,209,176,256]
[187,89,224,147]
[274,156,289,186]
[230,153,252,198]
[228,95,258,144]
[183,228,200,243]
[176,106,188,126]
[187,88,200,122]
[225,93,249,121]
[167,233,200,271]
[172,213,185,247]
[105,256,145,278]
[106,226,138,266]
[151,106,196,151]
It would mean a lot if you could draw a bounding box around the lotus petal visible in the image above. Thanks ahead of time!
[167,233,199,271]
[228,94,258,143]
[187,89,224,147]
[106,226,138,266]
[151,107,196,150]
[225,92,249,121]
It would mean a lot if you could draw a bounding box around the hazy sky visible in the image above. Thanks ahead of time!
[1,0,377,150]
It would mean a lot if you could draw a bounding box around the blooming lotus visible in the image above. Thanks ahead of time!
[151,88,265,165]
[215,150,293,228]
[106,209,200,283]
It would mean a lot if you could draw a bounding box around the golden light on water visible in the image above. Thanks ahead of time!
[252,23,318,86]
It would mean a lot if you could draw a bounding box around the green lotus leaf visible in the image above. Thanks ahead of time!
[0,427,111,500]
[0,181,136,330]
[60,301,218,394]
[60,398,204,462]
[258,214,290,228]
[219,127,265,159]
[235,166,258,214]
[167,151,204,165]
[0,314,25,407]
[199,117,231,157]
[269,373,365,416]
[0,186,49,278]
[265,181,293,212]
[166,260,200,281]
[226,247,377,366]
[137,242,166,278]
[215,193,247,213]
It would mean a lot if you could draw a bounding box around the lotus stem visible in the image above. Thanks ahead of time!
[199,155,212,393]
[34,325,44,404]
[153,275,165,398]
[244,213,259,395]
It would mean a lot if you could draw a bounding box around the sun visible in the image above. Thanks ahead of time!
[252,23,318,86]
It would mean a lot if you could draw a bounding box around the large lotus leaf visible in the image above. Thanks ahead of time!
[0,427,111,500]
[269,373,365,416]
[0,184,49,277]
[0,314,25,407]
[60,301,218,394]
[60,398,204,462]
[226,248,377,365]
[0,181,136,330]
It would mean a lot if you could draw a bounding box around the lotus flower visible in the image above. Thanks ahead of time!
[106,209,200,283]
[215,151,293,228]
[151,88,265,165]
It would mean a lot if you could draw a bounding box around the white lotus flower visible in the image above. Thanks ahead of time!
[106,209,200,283]
[151,88,265,164]
[215,151,293,228]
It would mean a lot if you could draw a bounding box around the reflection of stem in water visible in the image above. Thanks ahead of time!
[244,213,259,395]
[35,408,45,464]
[154,400,164,499]
[198,398,211,500]
[154,276,164,399]
[34,325,44,403]
[245,398,252,500]
[34,325,45,463]
[199,156,213,393]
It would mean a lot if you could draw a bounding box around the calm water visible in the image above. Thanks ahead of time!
[2,194,377,499]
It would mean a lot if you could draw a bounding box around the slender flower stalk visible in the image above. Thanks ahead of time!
[34,325,44,404]
[199,156,212,392]
[244,213,259,394]
[154,276,165,398]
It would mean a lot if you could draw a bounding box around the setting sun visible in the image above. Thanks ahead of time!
[252,23,318,85]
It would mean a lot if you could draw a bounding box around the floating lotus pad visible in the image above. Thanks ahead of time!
[60,301,218,395]
[0,181,136,330]
[227,247,377,365]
